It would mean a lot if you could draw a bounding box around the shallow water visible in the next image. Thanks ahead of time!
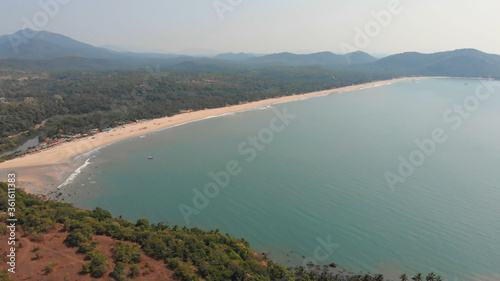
[0,136,39,158]
[61,78,500,280]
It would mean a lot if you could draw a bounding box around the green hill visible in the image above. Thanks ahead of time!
[362,49,500,78]
[0,183,441,281]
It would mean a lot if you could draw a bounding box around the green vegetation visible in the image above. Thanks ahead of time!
[43,262,57,275]
[0,136,20,154]
[32,246,43,260]
[110,262,127,281]
[129,264,140,278]
[1,31,499,157]
[0,155,16,164]
[0,183,442,280]
[0,269,13,281]
[81,250,109,278]
[112,242,142,264]
[0,67,390,154]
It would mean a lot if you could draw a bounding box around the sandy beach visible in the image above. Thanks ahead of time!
[0,77,421,194]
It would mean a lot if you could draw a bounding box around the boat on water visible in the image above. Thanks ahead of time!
[148,156,153,159]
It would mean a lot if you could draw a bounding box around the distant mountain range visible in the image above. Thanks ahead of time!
[366,48,500,77]
[215,52,258,61]
[1,29,500,78]
[241,51,377,66]
[0,29,120,60]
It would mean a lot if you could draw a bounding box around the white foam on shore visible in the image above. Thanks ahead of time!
[130,89,365,135]
[365,82,392,89]
[200,116,217,120]
[152,110,248,133]
[73,145,104,161]
[254,105,273,110]
[57,156,95,189]
[70,80,407,160]
[272,99,297,105]
[296,92,332,101]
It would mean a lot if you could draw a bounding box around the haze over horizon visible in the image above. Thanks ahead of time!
[1,0,500,56]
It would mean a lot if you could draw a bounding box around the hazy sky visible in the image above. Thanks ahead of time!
[1,0,500,56]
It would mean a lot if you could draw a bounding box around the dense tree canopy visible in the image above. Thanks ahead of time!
[0,183,441,281]
[0,66,393,154]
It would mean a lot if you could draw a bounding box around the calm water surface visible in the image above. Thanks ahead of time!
[62,79,500,280]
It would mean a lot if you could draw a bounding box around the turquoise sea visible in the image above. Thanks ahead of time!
[61,78,500,280]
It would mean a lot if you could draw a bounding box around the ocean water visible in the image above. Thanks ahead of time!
[61,78,500,280]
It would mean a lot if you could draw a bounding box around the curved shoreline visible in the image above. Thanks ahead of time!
[0,76,431,193]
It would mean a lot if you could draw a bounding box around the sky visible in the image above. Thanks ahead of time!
[1,0,500,56]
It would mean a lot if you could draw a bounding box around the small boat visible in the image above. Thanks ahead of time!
[148,156,153,159]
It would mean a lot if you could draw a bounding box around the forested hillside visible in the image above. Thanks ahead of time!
[0,183,441,281]
[1,30,500,160]
[0,66,391,155]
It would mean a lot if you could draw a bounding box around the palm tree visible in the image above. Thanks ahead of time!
[400,273,409,281]
[412,273,423,281]
[426,272,436,281]
[362,274,371,281]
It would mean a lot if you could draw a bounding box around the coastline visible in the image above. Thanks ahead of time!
[1,75,495,280]
[0,76,423,194]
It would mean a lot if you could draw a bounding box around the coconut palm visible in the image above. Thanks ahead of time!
[400,273,409,281]
[412,273,423,281]
[426,272,436,281]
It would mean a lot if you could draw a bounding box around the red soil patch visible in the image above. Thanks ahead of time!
[0,224,175,280]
